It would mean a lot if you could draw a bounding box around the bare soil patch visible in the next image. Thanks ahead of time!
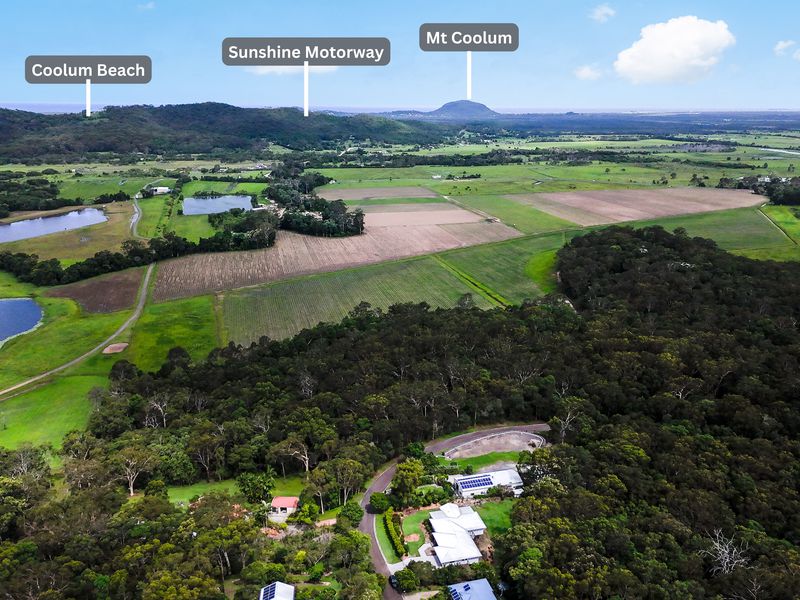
[446,431,545,459]
[46,268,143,313]
[366,209,483,227]
[507,188,762,226]
[153,224,521,301]
[317,186,437,201]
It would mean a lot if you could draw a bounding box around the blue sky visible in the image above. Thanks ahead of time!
[2,0,799,111]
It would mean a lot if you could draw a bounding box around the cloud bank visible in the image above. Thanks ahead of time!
[614,16,735,84]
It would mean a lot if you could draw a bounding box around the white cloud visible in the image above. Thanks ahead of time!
[244,65,339,75]
[574,65,602,80]
[136,1,155,9]
[614,16,735,84]
[590,4,616,23]
[774,40,796,56]
[793,49,800,62]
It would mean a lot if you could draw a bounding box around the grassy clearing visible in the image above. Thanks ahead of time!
[222,257,492,344]
[442,451,522,472]
[0,298,130,389]
[168,214,217,241]
[128,295,218,372]
[0,376,103,449]
[476,499,514,536]
[402,509,431,556]
[525,249,560,294]
[1,202,134,262]
[136,196,170,238]
[455,195,577,234]
[167,475,304,504]
[0,271,35,298]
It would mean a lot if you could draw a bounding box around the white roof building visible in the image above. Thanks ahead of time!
[150,186,172,195]
[429,503,486,566]
[450,469,524,498]
[258,582,294,600]
[430,503,486,536]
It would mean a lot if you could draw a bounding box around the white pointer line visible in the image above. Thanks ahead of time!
[466,51,472,100]
[85,78,91,117]
[303,61,309,117]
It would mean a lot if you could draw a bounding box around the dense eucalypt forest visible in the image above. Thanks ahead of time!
[1,227,799,599]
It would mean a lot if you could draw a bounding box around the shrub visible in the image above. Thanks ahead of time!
[383,508,406,557]
[369,492,390,513]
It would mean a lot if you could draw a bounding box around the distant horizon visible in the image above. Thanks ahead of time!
[4,101,800,116]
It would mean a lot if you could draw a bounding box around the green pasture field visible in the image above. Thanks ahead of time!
[136,195,171,238]
[454,195,576,234]
[127,294,219,372]
[440,232,574,304]
[168,214,217,241]
[0,297,131,390]
[0,375,104,449]
[1,202,134,262]
[222,257,492,344]
[760,205,800,244]
[54,176,159,199]
[632,207,797,257]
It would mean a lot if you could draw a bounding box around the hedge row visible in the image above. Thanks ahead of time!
[383,508,406,557]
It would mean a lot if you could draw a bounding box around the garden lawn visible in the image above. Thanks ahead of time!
[401,509,431,557]
[476,499,514,536]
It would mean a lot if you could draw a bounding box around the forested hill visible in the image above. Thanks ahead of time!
[0,103,451,160]
[2,227,799,598]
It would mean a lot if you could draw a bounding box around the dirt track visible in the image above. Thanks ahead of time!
[508,188,762,226]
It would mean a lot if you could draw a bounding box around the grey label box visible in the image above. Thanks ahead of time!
[419,23,519,51]
[25,56,151,84]
[222,37,390,66]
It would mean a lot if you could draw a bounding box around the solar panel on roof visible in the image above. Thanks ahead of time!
[260,584,277,600]
[458,475,493,490]
[450,592,463,600]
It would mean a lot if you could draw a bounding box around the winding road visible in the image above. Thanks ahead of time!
[358,423,550,599]
[0,262,154,399]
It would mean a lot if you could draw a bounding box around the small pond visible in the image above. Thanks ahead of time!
[182,195,253,215]
[0,298,42,344]
[0,208,107,243]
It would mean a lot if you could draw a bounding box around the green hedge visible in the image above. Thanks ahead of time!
[383,508,406,557]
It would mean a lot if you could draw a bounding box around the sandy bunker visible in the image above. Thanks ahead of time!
[506,188,762,226]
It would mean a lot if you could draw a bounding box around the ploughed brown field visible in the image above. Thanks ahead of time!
[506,188,762,226]
[45,267,143,313]
[153,222,520,302]
[364,204,484,226]
[316,186,437,201]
